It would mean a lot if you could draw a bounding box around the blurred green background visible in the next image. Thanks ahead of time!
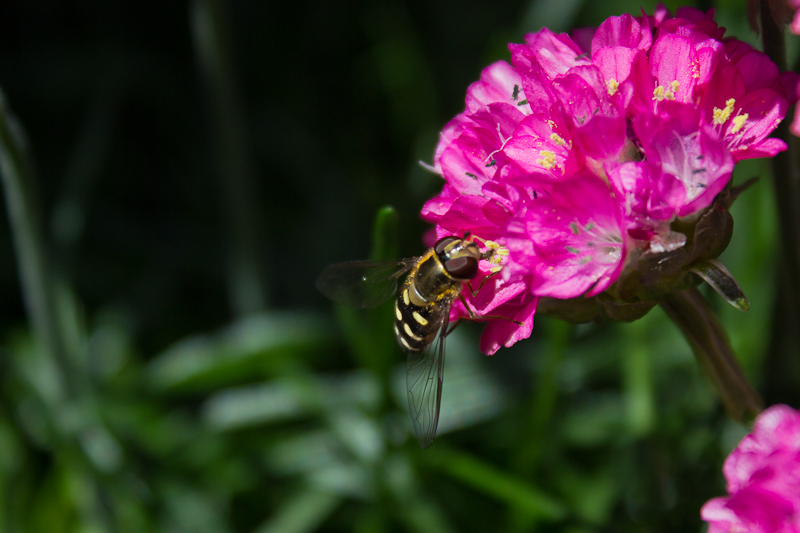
[0,0,797,531]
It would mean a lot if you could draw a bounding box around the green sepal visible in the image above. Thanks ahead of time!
[691,259,750,311]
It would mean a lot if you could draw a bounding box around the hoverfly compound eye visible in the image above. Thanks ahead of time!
[434,236,460,255]
[444,256,479,280]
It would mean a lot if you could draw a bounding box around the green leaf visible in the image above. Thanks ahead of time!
[370,205,399,262]
[254,488,341,533]
[147,312,334,392]
[201,370,381,430]
[420,446,567,520]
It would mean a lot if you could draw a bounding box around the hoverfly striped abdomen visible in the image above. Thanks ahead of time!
[394,283,442,352]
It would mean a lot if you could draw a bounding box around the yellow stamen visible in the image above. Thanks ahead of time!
[731,113,749,133]
[607,78,619,96]
[550,132,566,146]
[712,98,736,125]
[537,150,557,169]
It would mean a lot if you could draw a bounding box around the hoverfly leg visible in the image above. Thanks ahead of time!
[467,269,501,297]
[444,318,461,337]
[457,293,523,326]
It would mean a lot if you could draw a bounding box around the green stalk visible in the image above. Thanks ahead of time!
[0,89,74,399]
[760,0,800,343]
[513,319,569,474]
[191,0,267,316]
[660,288,762,424]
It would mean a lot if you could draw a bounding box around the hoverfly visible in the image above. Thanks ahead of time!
[316,234,512,448]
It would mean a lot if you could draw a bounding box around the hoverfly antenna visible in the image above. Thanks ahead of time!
[463,231,471,240]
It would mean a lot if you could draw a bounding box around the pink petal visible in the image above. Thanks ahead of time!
[478,296,538,355]
[731,49,780,94]
[722,89,787,155]
[466,60,527,113]
[649,33,699,104]
[591,13,651,57]
[593,46,641,87]
[522,28,590,78]
[501,114,574,178]
[509,174,626,299]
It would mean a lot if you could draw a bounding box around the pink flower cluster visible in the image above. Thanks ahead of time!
[423,6,796,355]
[789,0,800,137]
[702,404,800,533]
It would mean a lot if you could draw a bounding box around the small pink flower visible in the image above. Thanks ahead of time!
[702,404,800,533]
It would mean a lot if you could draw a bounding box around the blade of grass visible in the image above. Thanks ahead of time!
[0,88,73,399]
[191,0,267,316]
[513,318,569,473]
[623,319,655,437]
[420,445,567,521]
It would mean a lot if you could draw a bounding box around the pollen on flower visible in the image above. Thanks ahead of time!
[537,150,557,169]
[654,82,678,101]
[606,78,619,96]
[712,98,736,125]
[550,133,567,146]
[731,113,749,133]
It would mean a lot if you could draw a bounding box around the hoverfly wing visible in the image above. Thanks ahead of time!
[316,259,417,309]
[406,311,448,449]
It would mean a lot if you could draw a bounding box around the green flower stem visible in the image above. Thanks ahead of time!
[191,0,267,316]
[0,89,74,399]
[513,319,569,474]
[760,2,800,346]
[660,288,762,424]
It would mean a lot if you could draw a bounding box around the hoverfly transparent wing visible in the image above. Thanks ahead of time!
[406,311,449,449]
[316,259,418,309]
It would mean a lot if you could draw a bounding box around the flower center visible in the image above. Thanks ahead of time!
[474,237,510,274]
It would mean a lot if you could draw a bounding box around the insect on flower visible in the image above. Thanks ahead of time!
[316,234,517,448]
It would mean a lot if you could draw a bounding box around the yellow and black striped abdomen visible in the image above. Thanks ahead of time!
[394,281,447,352]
